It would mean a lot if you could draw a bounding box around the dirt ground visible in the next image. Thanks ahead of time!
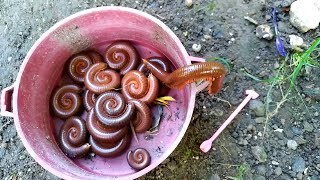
[1,0,320,179]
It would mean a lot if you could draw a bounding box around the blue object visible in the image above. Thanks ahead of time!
[272,7,287,57]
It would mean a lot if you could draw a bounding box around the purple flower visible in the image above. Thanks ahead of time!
[272,7,287,57]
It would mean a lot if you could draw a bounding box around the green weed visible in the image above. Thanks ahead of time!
[207,0,216,12]
[183,148,194,161]
[226,164,249,180]
[244,37,320,136]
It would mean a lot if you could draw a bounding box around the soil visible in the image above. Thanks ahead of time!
[1,0,320,179]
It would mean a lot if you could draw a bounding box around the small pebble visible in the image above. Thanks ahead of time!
[192,44,201,52]
[256,24,274,40]
[244,16,258,25]
[211,108,224,117]
[247,124,253,131]
[255,117,265,124]
[292,156,306,173]
[249,100,265,116]
[303,121,314,132]
[287,139,298,150]
[265,15,272,20]
[254,175,266,180]
[296,172,303,180]
[185,0,193,7]
[210,174,221,180]
[275,167,282,176]
[314,112,319,117]
[256,165,266,175]
[183,31,188,37]
[204,35,212,39]
[242,139,248,145]
[274,62,280,69]
[272,160,280,165]
[252,146,267,162]
[289,35,304,47]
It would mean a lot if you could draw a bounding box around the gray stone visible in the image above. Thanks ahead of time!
[251,146,267,162]
[0,147,5,159]
[302,86,320,100]
[297,172,303,180]
[254,175,266,180]
[211,108,224,117]
[256,24,274,40]
[292,127,303,135]
[292,156,306,173]
[210,174,221,180]
[280,174,292,180]
[293,136,307,145]
[314,130,320,148]
[256,165,266,175]
[255,117,265,124]
[3,124,17,140]
[275,167,282,176]
[167,160,178,171]
[281,0,295,7]
[287,139,298,150]
[303,121,314,132]
[290,0,320,32]
[265,15,272,21]
[249,100,265,117]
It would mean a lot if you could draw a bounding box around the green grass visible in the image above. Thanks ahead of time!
[207,0,216,12]
[227,164,249,180]
[183,148,194,161]
[244,37,320,136]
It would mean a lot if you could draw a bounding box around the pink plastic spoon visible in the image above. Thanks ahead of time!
[200,90,259,153]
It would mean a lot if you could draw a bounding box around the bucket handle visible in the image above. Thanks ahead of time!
[189,56,210,94]
[1,83,15,117]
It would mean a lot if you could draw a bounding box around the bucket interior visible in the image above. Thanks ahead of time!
[16,7,194,179]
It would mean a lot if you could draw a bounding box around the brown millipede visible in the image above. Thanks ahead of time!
[86,109,128,143]
[51,84,82,119]
[84,62,121,94]
[104,41,140,75]
[121,70,159,104]
[94,91,136,128]
[89,134,131,158]
[128,99,152,133]
[58,116,90,158]
[83,89,97,112]
[137,57,171,76]
[127,148,151,170]
[66,51,102,83]
[143,60,226,95]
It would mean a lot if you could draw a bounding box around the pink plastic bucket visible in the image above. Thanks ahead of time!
[0,6,209,180]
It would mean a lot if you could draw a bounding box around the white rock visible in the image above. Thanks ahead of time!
[290,0,320,33]
[287,139,298,150]
[256,24,274,40]
[185,0,193,7]
[272,161,280,165]
[289,35,304,47]
[192,44,202,52]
